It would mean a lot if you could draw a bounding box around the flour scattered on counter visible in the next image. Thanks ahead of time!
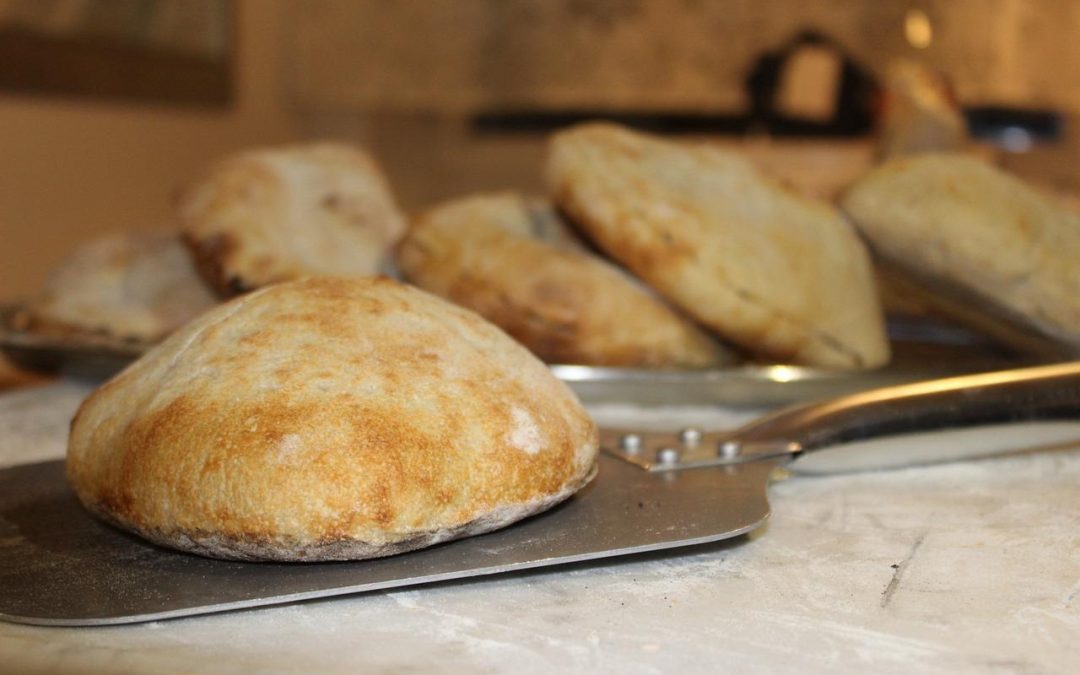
[3,383,1080,673]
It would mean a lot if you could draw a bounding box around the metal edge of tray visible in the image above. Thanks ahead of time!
[1,306,148,379]
[3,304,1033,407]
[550,362,996,408]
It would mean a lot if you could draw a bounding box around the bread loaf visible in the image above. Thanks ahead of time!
[67,277,598,561]
[398,192,734,367]
[179,142,406,296]
[842,153,1080,352]
[21,231,217,342]
[547,123,889,369]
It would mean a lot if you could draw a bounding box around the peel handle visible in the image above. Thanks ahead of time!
[732,361,1080,473]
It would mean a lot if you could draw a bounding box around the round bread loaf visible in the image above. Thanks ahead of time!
[179,142,407,296]
[67,277,598,561]
[398,192,734,367]
[547,123,889,369]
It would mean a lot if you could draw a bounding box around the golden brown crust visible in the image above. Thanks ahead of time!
[181,231,247,296]
[66,277,598,561]
[398,192,734,367]
[178,142,407,297]
[546,123,889,369]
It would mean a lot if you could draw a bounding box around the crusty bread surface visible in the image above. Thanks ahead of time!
[22,230,217,342]
[546,123,889,369]
[179,142,407,296]
[842,153,1080,348]
[398,192,735,367]
[67,277,598,561]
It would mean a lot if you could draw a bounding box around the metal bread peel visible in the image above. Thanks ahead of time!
[1,362,1079,626]
[605,361,1080,475]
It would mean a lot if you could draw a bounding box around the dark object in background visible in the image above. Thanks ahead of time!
[473,109,749,136]
[474,29,877,138]
[964,106,1062,151]
[745,29,878,137]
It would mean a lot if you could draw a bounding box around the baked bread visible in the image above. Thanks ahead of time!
[179,142,407,296]
[67,277,598,562]
[398,192,734,367]
[546,123,889,369]
[878,59,967,158]
[20,231,217,342]
[842,153,1080,353]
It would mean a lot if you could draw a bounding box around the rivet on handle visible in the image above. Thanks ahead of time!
[656,447,681,465]
[718,440,742,459]
[678,427,703,447]
[619,433,643,454]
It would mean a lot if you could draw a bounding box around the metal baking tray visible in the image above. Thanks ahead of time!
[554,325,1028,406]
[2,305,1031,407]
[1,306,146,380]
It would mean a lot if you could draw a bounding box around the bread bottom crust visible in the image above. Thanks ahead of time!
[82,464,598,562]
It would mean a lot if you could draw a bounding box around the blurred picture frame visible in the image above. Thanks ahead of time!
[0,0,233,107]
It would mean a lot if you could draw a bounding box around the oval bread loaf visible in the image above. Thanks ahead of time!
[22,230,217,342]
[67,277,598,561]
[547,123,889,369]
[842,153,1080,349]
[398,192,735,367]
[179,142,407,296]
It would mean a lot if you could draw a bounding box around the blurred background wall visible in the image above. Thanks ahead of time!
[289,0,1080,114]
[287,0,1080,207]
[2,0,1079,298]
[0,0,297,298]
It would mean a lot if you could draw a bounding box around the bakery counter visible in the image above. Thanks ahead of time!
[0,381,1077,674]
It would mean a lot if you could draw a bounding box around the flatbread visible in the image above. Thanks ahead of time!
[67,277,598,562]
[546,123,889,369]
[398,192,735,367]
[842,153,1080,351]
[20,231,217,342]
[179,142,407,296]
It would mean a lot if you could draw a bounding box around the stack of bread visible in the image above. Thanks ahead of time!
[19,119,1080,562]
[17,142,408,343]
[400,125,893,370]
